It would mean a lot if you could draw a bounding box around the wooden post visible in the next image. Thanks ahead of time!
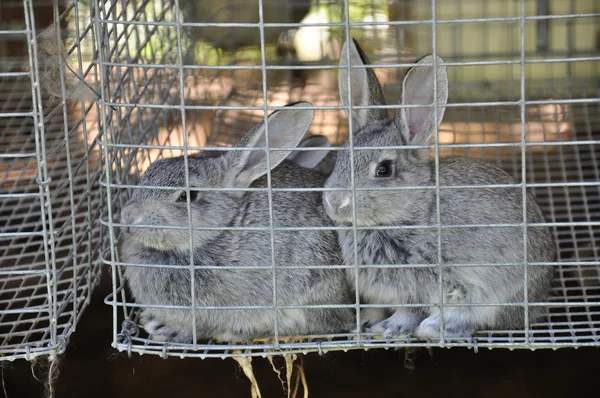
[388,0,412,52]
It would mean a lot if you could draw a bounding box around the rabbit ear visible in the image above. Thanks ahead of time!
[339,38,388,132]
[396,55,448,145]
[286,135,331,169]
[226,102,314,187]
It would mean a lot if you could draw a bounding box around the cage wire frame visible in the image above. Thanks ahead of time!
[0,0,103,361]
[97,0,600,359]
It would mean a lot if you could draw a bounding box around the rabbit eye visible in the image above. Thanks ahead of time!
[375,161,393,178]
[176,190,199,202]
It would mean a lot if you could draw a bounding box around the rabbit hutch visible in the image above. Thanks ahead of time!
[97,0,600,356]
[0,0,102,362]
[0,0,599,393]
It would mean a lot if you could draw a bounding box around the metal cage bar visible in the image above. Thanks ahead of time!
[95,0,599,358]
[0,0,102,361]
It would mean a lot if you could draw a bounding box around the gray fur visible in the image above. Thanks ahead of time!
[338,38,389,131]
[312,150,338,177]
[120,102,354,342]
[324,39,556,339]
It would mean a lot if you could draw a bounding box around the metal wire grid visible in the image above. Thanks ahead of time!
[96,0,600,358]
[0,0,103,361]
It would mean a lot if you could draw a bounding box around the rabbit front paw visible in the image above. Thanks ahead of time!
[414,313,475,339]
[359,307,387,328]
[366,310,421,337]
[139,312,192,343]
[212,331,247,343]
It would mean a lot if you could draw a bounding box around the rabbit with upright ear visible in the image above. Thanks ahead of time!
[323,39,556,338]
[120,102,354,342]
[197,134,333,176]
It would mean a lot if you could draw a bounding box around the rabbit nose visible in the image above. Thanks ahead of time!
[324,192,352,212]
[121,202,143,227]
[338,197,351,209]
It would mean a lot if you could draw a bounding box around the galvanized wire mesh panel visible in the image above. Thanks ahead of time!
[0,0,102,361]
[98,0,600,358]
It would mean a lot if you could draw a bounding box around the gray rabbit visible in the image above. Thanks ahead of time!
[323,39,556,339]
[120,102,354,342]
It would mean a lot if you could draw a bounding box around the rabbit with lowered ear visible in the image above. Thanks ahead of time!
[323,39,556,339]
[288,134,338,176]
[120,102,354,342]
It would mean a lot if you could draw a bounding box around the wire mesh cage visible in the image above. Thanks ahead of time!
[98,0,600,359]
[0,0,102,361]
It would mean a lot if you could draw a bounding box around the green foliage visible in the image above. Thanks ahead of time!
[310,0,388,22]
[138,2,188,63]
[194,42,228,66]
